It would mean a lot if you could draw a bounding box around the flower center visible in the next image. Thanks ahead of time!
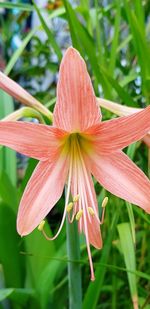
[63,132,93,158]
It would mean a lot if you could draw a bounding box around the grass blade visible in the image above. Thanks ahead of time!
[83,206,120,309]
[33,1,62,62]
[4,7,65,75]
[0,1,34,11]
[117,223,138,309]
[0,90,16,185]
[109,0,121,75]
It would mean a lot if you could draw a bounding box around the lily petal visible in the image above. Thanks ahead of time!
[86,106,150,152]
[0,71,52,119]
[82,171,102,249]
[88,151,150,213]
[17,154,69,236]
[97,98,150,148]
[53,47,101,132]
[0,121,66,160]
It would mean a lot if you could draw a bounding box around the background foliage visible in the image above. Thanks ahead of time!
[0,1,150,308]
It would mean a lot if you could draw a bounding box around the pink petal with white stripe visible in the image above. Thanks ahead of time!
[88,151,150,213]
[17,154,69,236]
[53,47,101,132]
[0,121,66,160]
[86,106,150,152]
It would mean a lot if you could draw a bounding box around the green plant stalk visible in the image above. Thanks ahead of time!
[66,217,82,309]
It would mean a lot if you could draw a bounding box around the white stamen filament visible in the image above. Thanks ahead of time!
[69,141,79,223]
[78,163,95,281]
[75,137,100,224]
[42,153,73,241]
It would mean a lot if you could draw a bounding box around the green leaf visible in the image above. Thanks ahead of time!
[0,203,24,288]
[0,288,14,302]
[124,0,150,97]
[117,223,138,306]
[24,222,55,289]
[66,218,82,309]
[4,29,35,76]
[4,7,65,75]
[125,202,136,244]
[83,204,120,309]
[0,1,34,11]
[0,172,18,212]
[37,243,67,309]
[0,288,35,305]
[125,143,137,244]
[109,0,121,75]
[0,90,16,186]
[33,1,62,62]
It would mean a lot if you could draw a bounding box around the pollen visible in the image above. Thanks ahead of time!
[66,202,73,212]
[73,194,80,203]
[88,207,95,216]
[102,197,108,208]
[76,210,83,221]
[38,220,46,231]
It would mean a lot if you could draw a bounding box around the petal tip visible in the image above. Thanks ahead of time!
[17,219,30,237]
[64,46,82,63]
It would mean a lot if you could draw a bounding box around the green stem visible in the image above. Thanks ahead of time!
[66,217,82,309]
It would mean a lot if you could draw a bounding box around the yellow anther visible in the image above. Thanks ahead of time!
[76,210,83,221]
[102,197,108,208]
[73,194,80,203]
[38,220,46,231]
[88,207,95,216]
[66,202,73,213]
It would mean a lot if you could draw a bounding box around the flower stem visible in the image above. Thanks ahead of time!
[66,217,82,309]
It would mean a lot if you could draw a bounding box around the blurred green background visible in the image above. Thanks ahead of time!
[0,1,150,308]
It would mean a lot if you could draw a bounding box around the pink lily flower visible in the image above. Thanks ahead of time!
[0,47,150,280]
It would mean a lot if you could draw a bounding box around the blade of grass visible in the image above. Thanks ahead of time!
[4,7,65,75]
[125,143,137,244]
[0,203,24,288]
[0,288,35,305]
[94,0,104,64]
[37,243,67,309]
[66,217,82,309]
[25,222,55,289]
[0,172,18,212]
[0,90,16,185]
[124,0,150,100]
[134,0,145,36]
[117,223,138,309]
[83,201,120,309]
[109,0,121,75]
[4,29,35,76]
[0,1,34,11]
[33,1,62,62]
